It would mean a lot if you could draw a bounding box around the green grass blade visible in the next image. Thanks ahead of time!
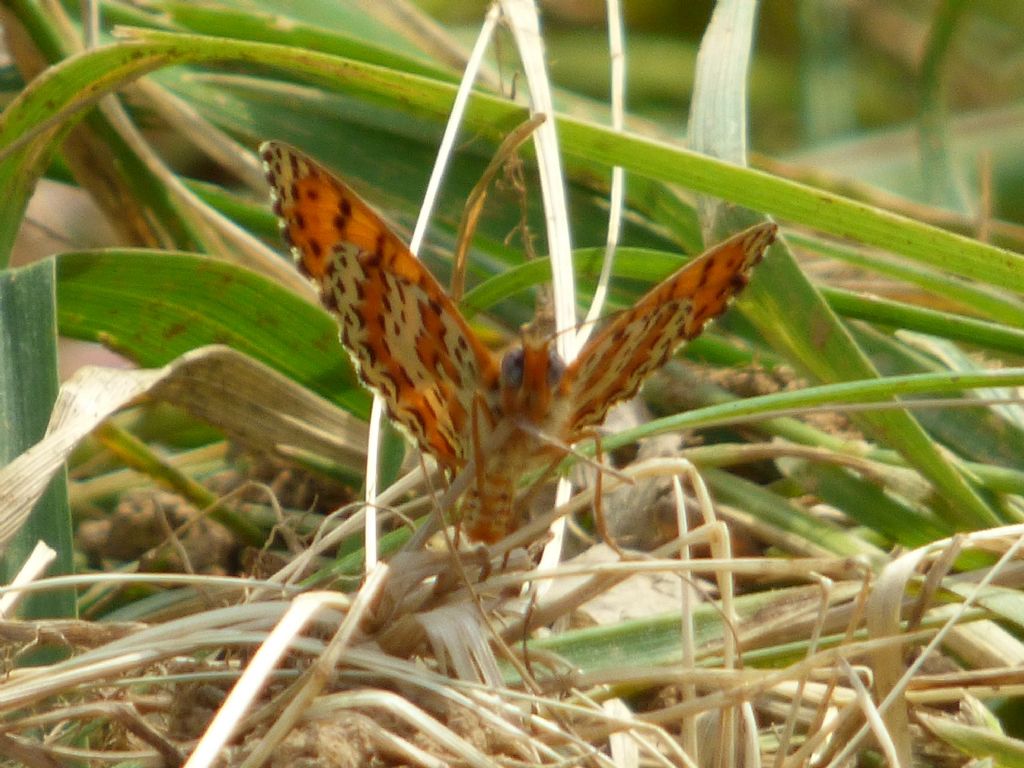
[918,0,972,211]
[4,29,1020,285]
[0,258,75,620]
[158,1,456,83]
[55,251,368,415]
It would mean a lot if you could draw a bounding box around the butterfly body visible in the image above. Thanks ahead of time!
[261,141,776,543]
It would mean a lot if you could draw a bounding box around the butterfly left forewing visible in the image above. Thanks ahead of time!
[561,222,777,440]
[260,141,501,471]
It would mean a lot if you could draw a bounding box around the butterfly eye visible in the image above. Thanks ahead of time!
[547,349,565,388]
[501,348,525,389]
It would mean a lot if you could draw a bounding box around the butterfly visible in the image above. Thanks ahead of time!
[261,141,777,543]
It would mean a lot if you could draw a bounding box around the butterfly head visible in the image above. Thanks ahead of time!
[499,329,566,424]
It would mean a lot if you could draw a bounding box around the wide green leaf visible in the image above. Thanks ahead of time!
[55,250,368,415]
[0,259,74,621]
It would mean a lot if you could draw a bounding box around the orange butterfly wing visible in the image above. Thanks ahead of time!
[260,141,500,471]
[561,223,777,440]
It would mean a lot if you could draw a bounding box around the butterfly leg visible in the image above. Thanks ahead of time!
[578,428,629,558]
[455,390,496,549]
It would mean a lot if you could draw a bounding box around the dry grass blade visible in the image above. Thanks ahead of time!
[2,478,1021,765]
[0,346,366,552]
[0,542,55,618]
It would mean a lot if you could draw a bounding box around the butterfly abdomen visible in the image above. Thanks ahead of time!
[461,479,516,544]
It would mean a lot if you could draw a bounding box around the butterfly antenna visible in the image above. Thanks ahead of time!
[451,113,546,301]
